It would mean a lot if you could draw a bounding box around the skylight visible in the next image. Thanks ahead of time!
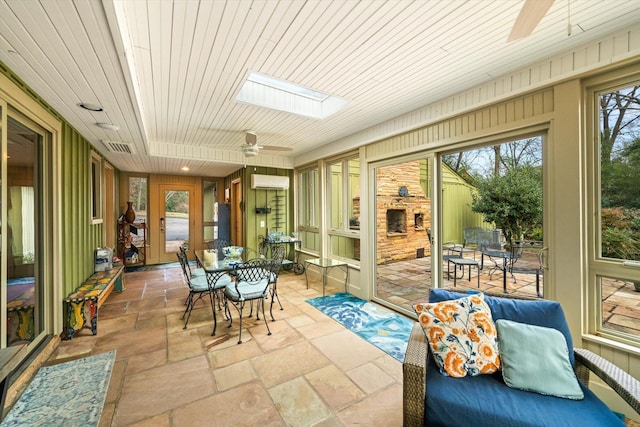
[236,72,349,119]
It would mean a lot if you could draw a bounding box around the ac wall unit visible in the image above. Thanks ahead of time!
[250,174,290,190]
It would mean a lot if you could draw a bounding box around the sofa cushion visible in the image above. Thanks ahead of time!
[415,293,500,377]
[429,288,575,366]
[425,356,625,427]
[496,319,584,400]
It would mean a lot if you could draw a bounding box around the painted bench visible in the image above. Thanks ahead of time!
[63,263,124,339]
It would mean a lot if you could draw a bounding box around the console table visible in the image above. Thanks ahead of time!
[304,258,349,296]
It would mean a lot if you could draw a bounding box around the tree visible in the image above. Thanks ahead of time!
[600,85,640,166]
[599,85,640,261]
[470,166,542,249]
[602,137,640,209]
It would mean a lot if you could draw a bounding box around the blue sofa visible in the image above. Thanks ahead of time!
[403,288,640,427]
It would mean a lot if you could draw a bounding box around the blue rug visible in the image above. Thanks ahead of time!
[1,351,116,427]
[306,293,413,362]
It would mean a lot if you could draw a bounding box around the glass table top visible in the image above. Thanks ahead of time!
[304,258,348,268]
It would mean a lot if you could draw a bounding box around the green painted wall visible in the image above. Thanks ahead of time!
[61,122,104,295]
[225,167,294,252]
[245,168,293,253]
[442,163,487,244]
[1,63,105,296]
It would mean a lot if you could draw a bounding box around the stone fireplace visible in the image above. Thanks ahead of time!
[375,160,431,264]
[386,209,407,234]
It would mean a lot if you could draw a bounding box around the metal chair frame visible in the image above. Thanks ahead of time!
[267,244,286,317]
[224,258,272,344]
[177,251,215,330]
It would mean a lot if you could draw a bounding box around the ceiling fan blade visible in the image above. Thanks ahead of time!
[245,130,257,146]
[507,0,555,42]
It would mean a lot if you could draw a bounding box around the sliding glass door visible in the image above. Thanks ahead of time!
[3,112,48,347]
[373,155,434,314]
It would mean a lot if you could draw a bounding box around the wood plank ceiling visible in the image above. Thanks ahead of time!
[1,0,639,176]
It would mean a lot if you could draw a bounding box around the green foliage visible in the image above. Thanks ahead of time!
[165,190,189,214]
[471,166,542,248]
[129,177,147,211]
[601,207,640,259]
[601,138,640,209]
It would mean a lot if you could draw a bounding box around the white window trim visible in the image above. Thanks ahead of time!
[584,69,640,350]
[90,150,103,225]
[325,155,360,263]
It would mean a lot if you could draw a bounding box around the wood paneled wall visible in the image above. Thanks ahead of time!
[365,89,554,159]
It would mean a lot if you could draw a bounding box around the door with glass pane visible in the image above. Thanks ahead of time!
[159,184,193,262]
[4,113,47,346]
[373,156,434,314]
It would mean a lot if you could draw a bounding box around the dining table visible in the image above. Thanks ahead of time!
[194,249,242,336]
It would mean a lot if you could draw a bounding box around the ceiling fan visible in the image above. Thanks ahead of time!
[508,0,556,42]
[240,130,293,157]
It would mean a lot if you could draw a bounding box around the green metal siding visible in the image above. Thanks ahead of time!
[442,164,487,244]
[243,168,294,252]
[61,122,103,295]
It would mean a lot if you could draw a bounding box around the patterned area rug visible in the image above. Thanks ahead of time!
[1,351,116,427]
[307,293,413,362]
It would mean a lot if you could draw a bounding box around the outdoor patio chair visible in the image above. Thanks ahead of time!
[403,288,640,427]
[206,239,234,259]
[177,251,214,330]
[179,245,205,277]
[509,240,545,297]
[178,250,232,331]
[224,258,272,344]
[267,244,286,316]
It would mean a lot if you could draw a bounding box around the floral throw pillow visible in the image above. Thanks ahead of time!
[414,293,500,378]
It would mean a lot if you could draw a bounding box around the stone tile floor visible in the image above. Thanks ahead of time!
[51,265,404,426]
[47,259,640,426]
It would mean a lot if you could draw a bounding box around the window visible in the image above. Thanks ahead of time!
[298,167,320,252]
[588,76,640,344]
[203,180,217,242]
[128,176,147,223]
[327,156,360,261]
[90,151,103,224]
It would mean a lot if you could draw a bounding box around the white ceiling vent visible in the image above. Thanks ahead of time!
[102,140,136,155]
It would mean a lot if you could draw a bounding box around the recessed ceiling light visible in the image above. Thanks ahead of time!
[96,122,119,131]
[181,166,190,171]
[79,102,104,112]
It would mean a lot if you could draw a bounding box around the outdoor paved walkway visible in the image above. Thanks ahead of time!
[376,255,640,336]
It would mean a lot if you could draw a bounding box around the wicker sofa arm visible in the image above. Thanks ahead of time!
[574,347,640,415]
[403,322,428,427]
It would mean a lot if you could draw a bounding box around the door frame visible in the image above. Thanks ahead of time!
[231,178,243,246]
[369,152,436,317]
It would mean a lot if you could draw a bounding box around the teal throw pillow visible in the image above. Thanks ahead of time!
[496,319,584,400]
